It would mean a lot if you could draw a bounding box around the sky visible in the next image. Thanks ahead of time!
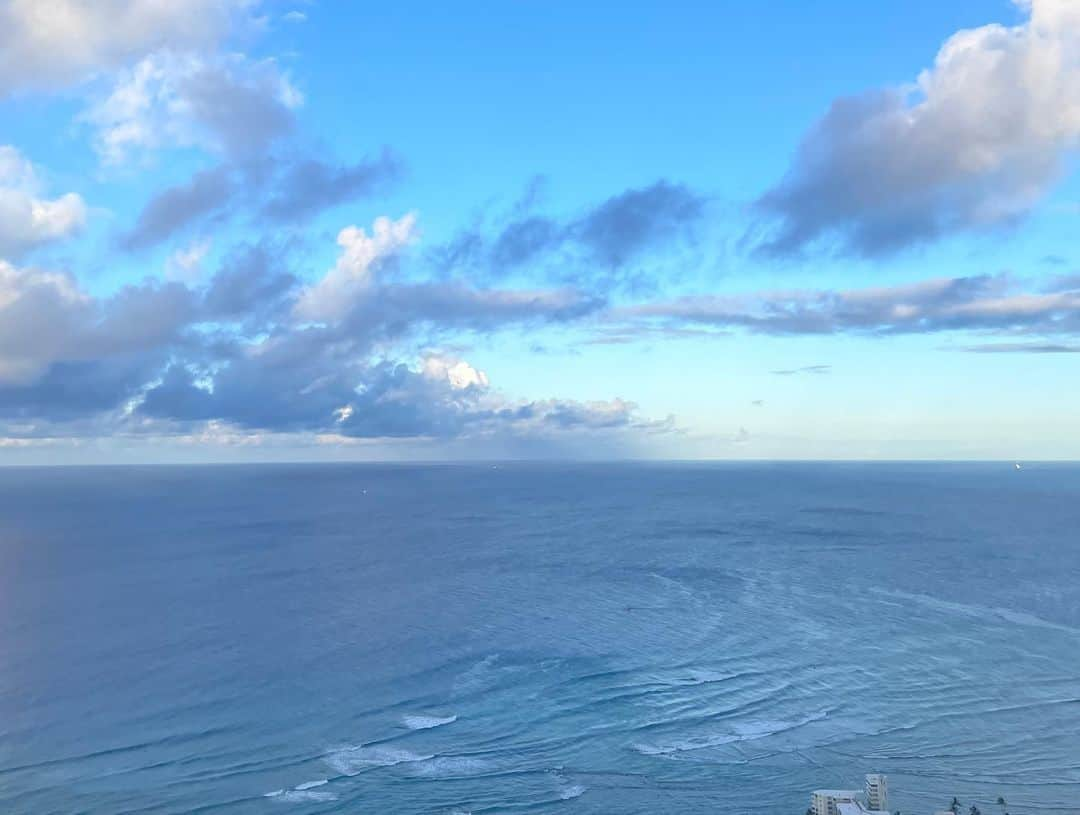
[0,0,1079,463]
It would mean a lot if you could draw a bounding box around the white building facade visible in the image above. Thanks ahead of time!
[865,773,888,812]
[812,790,861,815]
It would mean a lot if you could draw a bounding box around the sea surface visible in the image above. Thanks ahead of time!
[2,462,1079,814]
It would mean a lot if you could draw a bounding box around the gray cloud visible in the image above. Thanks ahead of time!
[262,150,403,223]
[202,242,297,320]
[180,62,295,157]
[138,344,664,441]
[0,241,642,443]
[958,342,1080,354]
[754,2,1080,256]
[436,179,706,289]
[120,166,233,250]
[121,151,404,251]
[573,181,705,266]
[624,274,1080,337]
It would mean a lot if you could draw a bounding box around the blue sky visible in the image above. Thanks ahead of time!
[0,0,1078,462]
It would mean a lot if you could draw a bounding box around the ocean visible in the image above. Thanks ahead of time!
[1,462,1079,814]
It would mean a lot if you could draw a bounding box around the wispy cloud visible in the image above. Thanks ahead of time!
[771,365,831,376]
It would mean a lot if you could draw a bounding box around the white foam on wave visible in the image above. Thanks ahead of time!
[632,709,831,756]
[265,786,338,803]
[294,778,328,790]
[325,744,435,776]
[558,783,587,800]
[402,713,458,730]
[407,755,492,778]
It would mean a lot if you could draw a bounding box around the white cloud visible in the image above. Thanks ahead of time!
[422,354,490,390]
[84,52,301,163]
[166,237,213,283]
[757,0,1080,255]
[0,146,87,257]
[294,213,419,322]
[0,0,256,95]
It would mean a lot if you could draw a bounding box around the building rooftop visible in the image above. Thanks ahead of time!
[836,803,890,815]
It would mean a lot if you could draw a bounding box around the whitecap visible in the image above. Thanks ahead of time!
[408,755,492,778]
[402,713,458,730]
[558,783,587,800]
[325,744,435,776]
[265,787,337,803]
[294,778,328,790]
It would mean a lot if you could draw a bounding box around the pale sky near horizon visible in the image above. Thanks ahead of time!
[1,0,1079,463]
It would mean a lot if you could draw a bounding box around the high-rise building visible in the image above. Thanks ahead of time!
[865,773,888,812]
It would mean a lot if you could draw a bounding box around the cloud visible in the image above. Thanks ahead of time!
[295,213,418,322]
[436,179,706,289]
[573,181,706,266]
[0,259,196,422]
[85,52,299,163]
[166,238,213,283]
[0,146,87,257]
[771,365,831,375]
[120,151,403,251]
[0,0,255,95]
[0,217,636,444]
[120,166,233,250]
[261,149,403,222]
[958,341,1080,353]
[201,242,297,320]
[623,273,1080,336]
[754,0,1080,256]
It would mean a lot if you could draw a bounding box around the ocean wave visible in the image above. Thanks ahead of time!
[402,713,458,730]
[265,785,337,803]
[869,588,1080,636]
[294,778,328,790]
[407,755,493,778]
[325,745,434,776]
[558,782,587,800]
[632,709,831,756]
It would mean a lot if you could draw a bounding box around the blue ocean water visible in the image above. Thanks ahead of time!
[2,462,1079,814]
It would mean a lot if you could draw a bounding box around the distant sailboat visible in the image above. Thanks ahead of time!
[1015,462,1022,470]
